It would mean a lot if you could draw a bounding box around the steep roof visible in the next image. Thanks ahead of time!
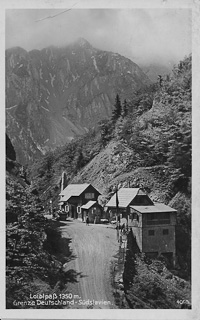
[81,201,97,210]
[60,183,90,202]
[106,188,141,208]
[130,203,177,214]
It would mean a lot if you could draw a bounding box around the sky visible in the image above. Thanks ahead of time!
[6,7,191,66]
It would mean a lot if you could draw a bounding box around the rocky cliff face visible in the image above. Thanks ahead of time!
[6,38,150,164]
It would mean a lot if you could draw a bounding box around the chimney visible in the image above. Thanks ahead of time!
[61,172,67,191]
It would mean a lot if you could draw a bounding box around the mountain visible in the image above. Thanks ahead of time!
[6,38,151,164]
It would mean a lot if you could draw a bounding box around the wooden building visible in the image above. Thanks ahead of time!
[129,203,177,265]
[106,188,153,219]
[106,188,177,265]
[59,183,101,219]
[81,201,103,223]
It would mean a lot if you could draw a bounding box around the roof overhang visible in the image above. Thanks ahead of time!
[105,205,127,209]
[130,204,177,214]
[81,201,96,210]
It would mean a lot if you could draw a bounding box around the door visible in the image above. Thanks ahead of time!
[71,205,75,218]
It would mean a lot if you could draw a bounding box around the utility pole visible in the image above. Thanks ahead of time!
[115,186,120,242]
[50,199,53,216]
[116,186,119,225]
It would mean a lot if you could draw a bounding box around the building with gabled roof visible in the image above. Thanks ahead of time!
[105,188,153,219]
[60,183,90,201]
[59,183,101,219]
[106,187,177,265]
[81,201,103,223]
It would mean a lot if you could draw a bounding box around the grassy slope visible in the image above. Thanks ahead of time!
[72,139,173,202]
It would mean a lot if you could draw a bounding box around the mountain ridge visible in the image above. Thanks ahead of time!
[6,39,151,164]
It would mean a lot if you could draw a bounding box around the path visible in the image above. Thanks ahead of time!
[60,219,120,309]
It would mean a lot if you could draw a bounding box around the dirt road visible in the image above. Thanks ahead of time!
[60,219,120,309]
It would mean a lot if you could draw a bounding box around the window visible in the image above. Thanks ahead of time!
[65,205,69,212]
[147,212,170,225]
[85,193,95,199]
[148,230,155,236]
[163,229,169,235]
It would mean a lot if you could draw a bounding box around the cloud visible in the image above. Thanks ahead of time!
[6,8,191,66]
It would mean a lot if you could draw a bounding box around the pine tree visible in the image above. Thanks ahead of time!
[112,94,122,122]
[99,119,112,146]
[75,149,85,171]
[122,99,128,118]
[157,75,163,87]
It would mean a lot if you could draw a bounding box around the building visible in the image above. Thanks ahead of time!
[81,201,103,223]
[106,187,177,264]
[59,183,101,219]
[129,203,177,265]
[106,188,153,219]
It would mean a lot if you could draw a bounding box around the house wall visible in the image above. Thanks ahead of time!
[142,212,176,264]
[132,226,143,251]
[107,207,129,220]
[142,225,176,255]
[129,195,154,206]
[84,206,102,223]
[66,202,78,218]
[79,185,100,205]
[128,209,176,264]
[128,209,142,227]
[81,205,103,223]
[129,211,143,251]
[142,211,176,226]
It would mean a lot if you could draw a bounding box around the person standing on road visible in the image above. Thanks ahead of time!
[86,215,89,226]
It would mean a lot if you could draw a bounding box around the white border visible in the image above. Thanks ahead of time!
[1,0,199,319]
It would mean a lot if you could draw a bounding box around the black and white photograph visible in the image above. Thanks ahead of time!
[2,0,199,318]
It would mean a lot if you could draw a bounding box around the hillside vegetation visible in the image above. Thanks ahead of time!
[123,232,191,309]
[6,170,76,308]
[25,55,191,306]
[28,55,191,201]
[6,137,76,308]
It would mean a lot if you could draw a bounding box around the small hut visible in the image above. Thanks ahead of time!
[81,201,103,223]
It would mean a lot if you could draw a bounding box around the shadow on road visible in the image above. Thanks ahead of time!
[64,269,88,283]
[56,268,88,291]
[49,227,88,286]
